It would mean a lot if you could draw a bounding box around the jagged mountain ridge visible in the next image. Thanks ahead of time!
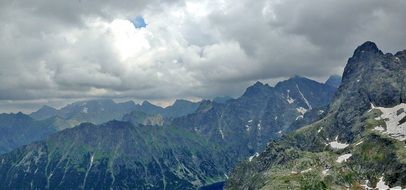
[172,76,336,161]
[30,99,200,124]
[0,76,337,189]
[226,41,406,189]
[0,99,198,155]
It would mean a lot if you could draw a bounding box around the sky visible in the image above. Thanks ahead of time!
[1,0,406,113]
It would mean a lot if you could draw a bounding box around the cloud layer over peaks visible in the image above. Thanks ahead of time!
[1,0,406,112]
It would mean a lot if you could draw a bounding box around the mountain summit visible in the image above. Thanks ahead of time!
[226,42,406,189]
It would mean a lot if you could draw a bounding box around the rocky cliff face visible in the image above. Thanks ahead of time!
[225,41,406,189]
[172,77,336,162]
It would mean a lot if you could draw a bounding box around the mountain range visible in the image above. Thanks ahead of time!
[226,41,406,189]
[30,99,200,124]
[172,76,337,162]
[0,74,338,188]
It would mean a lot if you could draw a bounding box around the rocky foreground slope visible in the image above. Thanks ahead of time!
[226,41,406,189]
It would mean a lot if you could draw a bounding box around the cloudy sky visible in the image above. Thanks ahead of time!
[1,0,406,113]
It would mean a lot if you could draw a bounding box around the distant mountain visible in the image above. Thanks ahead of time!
[172,76,337,162]
[325,75,342,88]
[122,110,165,126]
[0,121,232,189]
[137,99,200,118]
[41,116,80,131]
[163,99,200,118]
[275,75,337,108]
[30,99,199,124]
[0,113,76,154]
[0,75,338,189]
[212,96,233,104]
[137,100,163,114]
[30,105,58,120]
[226,41,406,189]
[30,99,136,124]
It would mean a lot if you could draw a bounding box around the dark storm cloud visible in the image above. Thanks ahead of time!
[0,0,405,112]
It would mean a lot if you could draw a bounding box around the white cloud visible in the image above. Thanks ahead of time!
[0,0,405,112]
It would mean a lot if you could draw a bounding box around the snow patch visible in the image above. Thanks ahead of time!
[257,121,262,131]
[296,107,307,115]
[248,120,253,123]
[82,154,94,189]
[318,110,325,115]
[395,57,400,62]
[361,176,403,190]
[317,127,323,133]
[360,180,373,190]
[286,90,295,104]
[245,125,251,132]
[329,137,349,149]
[296,84,312,110]
[322,169,329,176]
[373,103,406,141]
[219,128,225,140]
[354,141,363,146]
[296,115,304,120]
[248,152,259,162]
[82,107,88,113]
[368,103,375,112]
[373,126,385,132]
[329,141,349,149]
[336,154,352,163]
[300,168,312,173]
[376,176,390,190]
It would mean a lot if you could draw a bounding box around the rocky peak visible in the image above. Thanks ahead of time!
[141,100,155,107]
[172,99,193,107]
[395,50,406,60]
[326,42,406,141]
[342,41,384,83]
[242,81,272,97]
[353,41,382,56]
[38,105,57,111]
